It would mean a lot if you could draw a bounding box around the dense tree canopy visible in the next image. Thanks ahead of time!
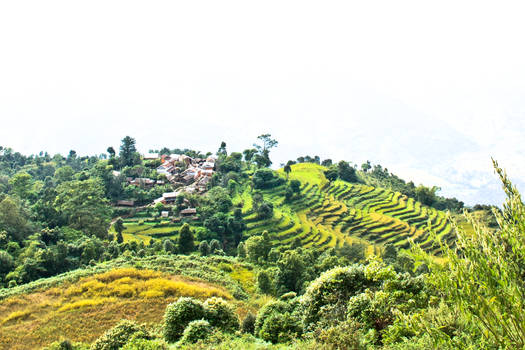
[54,178,111,238]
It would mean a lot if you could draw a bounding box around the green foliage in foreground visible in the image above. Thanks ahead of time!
[91,320,151,350]
[164,297,206,342]
[163,296,240,344]
[180,320,213,344]
[412,160,525,349]
[203,297,240,332]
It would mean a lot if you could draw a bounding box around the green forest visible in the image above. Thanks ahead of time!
[0,135,518,350]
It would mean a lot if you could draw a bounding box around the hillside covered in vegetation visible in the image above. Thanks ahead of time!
[0,136,515,350]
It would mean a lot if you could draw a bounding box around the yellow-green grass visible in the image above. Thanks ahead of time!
[0,268,234,349]
[278,163,328,187]
[117,222,204,244]
[122,232,151,244]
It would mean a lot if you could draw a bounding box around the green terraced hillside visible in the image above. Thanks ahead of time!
[117,163,456,256]
[240,163,455,255]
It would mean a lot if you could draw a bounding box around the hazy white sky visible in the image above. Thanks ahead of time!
[1,1,524,205]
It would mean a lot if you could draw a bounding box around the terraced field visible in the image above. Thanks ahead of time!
[118,163,455,255]
[243,163,455,254]
[115,220,197,244]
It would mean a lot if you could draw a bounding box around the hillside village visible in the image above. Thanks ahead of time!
[115,153,216,217]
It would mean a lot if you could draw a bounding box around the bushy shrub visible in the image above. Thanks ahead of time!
[256,270,273,294]
[203,297,239,332]
[347,290,401,345]
[252,169,284,189]
[0,250,14,275]
[218,263,233,273]
[301,265,376,329]
[90,320,150,350]
[209,239,221,254]
[198,241,210,256]
[43,340,89,350]
[381,302,479,348]
[177,224,195,254]
[121,338,168,350]
[280,291,297,301]
[241,313,256,334]
[257,311,302,344]
[255,300,302,343]
[179,320,213,344]
[44,340,89,350]
[237,242,246,258]
[163,297,205,342]
[255,300,290,333]
[316,320,365,350]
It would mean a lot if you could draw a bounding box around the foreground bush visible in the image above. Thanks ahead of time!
[316,320,365,350]
[90,320,150,350]
[241,313,256,334]
[203,297,239,332]
[43,340,88,350]
[413,161,525,348]
[180,319,213,344]
[121,338,168,350]
[163,297,205,342]
[300,265,376,329]
[255,299,302,343]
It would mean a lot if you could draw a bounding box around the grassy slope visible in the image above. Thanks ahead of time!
[0,256,259,350]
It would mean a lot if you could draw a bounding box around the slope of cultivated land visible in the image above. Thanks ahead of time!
[119,163,458,255]
[112,219,204,244]
[243,163,456,254]
[0,256,256,350]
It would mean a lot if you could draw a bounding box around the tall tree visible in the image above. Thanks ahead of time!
[253,134,278,168]
[361,160,372,172]
[114,218,125,236]
[337,161,358,182]
[8,172,33,199]
[243,148,257,164]
[283,164,291,179]
[321,159,332,167]
[217,141,227,157]
[0,196,32,242]
[254,134,278,153]
[119,136,138,167]
[54,178,111,239]
[107,147,116,158]
[178,223,195,254]
[276,250,307,293]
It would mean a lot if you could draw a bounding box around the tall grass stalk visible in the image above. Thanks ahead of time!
[414,160,525,348]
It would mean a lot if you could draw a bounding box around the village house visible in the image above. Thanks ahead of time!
[128,178,156,187]
[160,191,181,205]
[143,153,159,160]
[202,161,215,170]
[180,208,197,217]
[116,200,135,207]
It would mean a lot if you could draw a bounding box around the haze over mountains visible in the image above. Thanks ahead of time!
[1,1,524,206]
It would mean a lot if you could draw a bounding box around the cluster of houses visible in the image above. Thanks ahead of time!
[153,154,217,216]
[159,208,197,222]
[126,178,165,187]
[155,154,216,193]
[115,153,216,221]
[118,153,216,198]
